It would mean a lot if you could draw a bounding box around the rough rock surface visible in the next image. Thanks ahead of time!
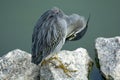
[0,49,39,80]
[0,48,93,80]
[95,37,120,80]
[40,48,93,80]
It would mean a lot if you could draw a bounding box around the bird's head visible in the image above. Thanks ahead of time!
[48,7,65,19]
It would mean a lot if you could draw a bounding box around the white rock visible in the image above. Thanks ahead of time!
[40,48,93,80]
[95,37,120,80]
[0,49,39,80]
[0,48,93,80]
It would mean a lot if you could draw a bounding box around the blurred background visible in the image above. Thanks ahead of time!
[0,0,120,80]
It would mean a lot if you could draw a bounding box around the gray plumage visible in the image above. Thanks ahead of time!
[32,7,67,65]
[66,14,90,41]
[31,7,89,65]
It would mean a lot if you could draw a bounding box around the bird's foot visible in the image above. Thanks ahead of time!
[41,55,56,66]
[51,54,77,77]
[41,54,77,77]
[40,55,60,66]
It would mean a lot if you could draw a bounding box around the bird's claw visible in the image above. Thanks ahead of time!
[55,62,77,77]
[52,55,77,77]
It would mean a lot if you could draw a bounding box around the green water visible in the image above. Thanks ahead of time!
[0,0,120,80]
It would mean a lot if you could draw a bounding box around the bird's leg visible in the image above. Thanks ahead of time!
[51,54,77,77]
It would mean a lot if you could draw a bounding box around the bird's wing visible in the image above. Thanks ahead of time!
[66,14,90,41]
[32,10,64,65]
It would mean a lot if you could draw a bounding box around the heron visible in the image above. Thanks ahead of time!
[31,7,90,77]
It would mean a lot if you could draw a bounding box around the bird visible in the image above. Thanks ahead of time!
[31,7,89,77]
